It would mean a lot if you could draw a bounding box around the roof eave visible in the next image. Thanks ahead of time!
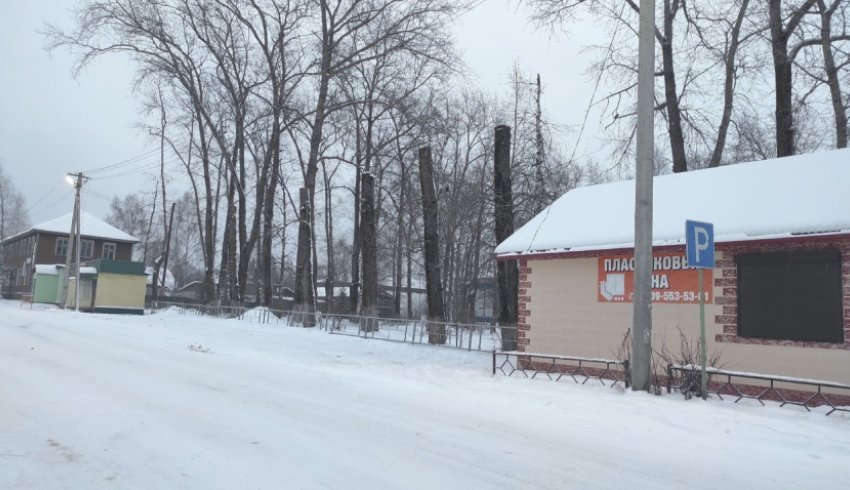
[496,231,850,261]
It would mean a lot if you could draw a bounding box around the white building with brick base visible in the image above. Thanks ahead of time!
[496,149,850,385]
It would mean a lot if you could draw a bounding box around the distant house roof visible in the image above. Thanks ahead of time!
[6,212,139,244]
[495,148,850,257]
[145,266,176,290]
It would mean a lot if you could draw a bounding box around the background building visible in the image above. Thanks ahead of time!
[2,212,138,299]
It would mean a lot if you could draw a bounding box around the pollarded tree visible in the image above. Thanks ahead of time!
[291,0,461,325]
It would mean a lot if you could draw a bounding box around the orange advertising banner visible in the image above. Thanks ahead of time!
[597,252,713,304]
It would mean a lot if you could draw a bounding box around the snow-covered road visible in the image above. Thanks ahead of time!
[1,302,848,489]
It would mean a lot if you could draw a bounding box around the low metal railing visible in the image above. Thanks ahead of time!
[493,351,630,388]
[667,364,850,416]
[325,313,514,352]
[151,301,513,352]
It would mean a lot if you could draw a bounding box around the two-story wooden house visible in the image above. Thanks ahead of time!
[1,212,139,299]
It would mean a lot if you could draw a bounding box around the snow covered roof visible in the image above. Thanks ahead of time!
[496,149,850,257]
[145,266,176,290]
[317,286,350,298]
[34,264,61,275]
[25,212,138,243]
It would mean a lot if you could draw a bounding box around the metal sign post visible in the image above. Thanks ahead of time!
[685,220,715,398]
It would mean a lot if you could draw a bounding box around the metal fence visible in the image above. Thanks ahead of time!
[493,351,631,388]
[667,364,850,416]
[148,303,850,415]
[324,313,515,352]
[151,301,515,352]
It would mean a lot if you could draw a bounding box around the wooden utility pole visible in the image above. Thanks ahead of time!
[632,0,656,391]
[418,146,445,344]
[60,172,86,311]
[494,125,518,351]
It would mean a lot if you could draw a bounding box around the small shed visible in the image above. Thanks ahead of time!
[91,259,146,314]
[32,264,62,304]
[64,266,98,310]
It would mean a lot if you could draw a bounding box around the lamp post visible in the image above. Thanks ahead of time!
[62,172,86,312]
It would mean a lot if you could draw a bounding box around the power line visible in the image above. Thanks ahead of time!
[83,188,113,201]
[26,178,65,212]
[26,188,74,218]
[82,148,160,174]
[89,157,180,180]
[568,2,626,167]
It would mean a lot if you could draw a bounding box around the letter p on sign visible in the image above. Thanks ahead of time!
[685,220,715,269]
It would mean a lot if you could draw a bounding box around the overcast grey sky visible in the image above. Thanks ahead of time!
[0,0,606,224]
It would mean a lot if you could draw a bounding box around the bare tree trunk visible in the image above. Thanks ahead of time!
[219,171,237,304]
[161,203,176,295]
[143,186,158,265]
[360,172,378,331]
[406,235,413,319]
[202,130,218,304]
[533,73,547,210]
[662,0,687,173]
[418,146,446,344]
[294,187,315,326]
[392,167,406,317]
[292,3,332,323]
[817,0,848,148]
[159,88,169,264]
[350,163,361,313]
[768,0,817,157]
[708,0,750,167]
[770,7,795,157]
[494,125,518,351]
[261,162,279,307]
[323,162,335,314]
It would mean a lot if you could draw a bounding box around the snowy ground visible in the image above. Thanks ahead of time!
[2,300,849,489]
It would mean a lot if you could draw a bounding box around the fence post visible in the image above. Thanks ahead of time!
[666,363,673,394]
[623,360,631,389]
[492,350,496,375]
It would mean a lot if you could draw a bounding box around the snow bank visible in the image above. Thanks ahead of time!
[242,306,274,322]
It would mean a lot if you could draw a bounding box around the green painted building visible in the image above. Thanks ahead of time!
[32,264,61,304]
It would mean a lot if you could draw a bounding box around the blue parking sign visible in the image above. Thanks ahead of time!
[685,220,715,269]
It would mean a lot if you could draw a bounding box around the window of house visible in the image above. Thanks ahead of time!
[80,240,94,259]
[736,250,844,344]
[103,242,116,260]
[55,237,69,256]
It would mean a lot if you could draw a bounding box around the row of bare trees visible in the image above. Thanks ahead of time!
[530,0,850,171]
[46,0,850,331]
[49,0,571,324]
[0,163,29,242]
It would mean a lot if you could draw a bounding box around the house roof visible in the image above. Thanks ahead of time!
[495,148,850,257]
[6,212,139,244]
